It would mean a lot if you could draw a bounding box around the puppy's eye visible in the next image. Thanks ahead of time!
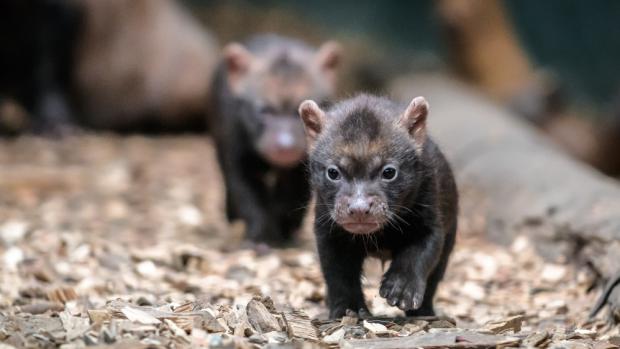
[381,165,398,181]
[326,166,341,182]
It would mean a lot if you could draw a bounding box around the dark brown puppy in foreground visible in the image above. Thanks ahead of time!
[299,94,458,318]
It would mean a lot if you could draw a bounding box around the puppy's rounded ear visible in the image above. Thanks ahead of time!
[316,41,342,72]
[315,41,341,90]
[223,43,253,88]
[298,100,326,150]
[397,96,429,153]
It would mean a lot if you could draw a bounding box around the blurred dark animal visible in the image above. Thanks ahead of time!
[299,94,458,318]
[210,34,341,244]
[0,0,80,134]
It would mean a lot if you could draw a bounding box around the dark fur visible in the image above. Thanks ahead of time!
[308,94,458,318]
[0,0,80,133]
[210,35,334,243]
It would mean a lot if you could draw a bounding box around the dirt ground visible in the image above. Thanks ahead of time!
[0,135,618,348]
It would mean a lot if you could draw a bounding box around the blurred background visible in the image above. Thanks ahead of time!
[2,0,620,176]
[0,1,619,346]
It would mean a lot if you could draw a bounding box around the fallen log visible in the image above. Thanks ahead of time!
[391,74,620,321]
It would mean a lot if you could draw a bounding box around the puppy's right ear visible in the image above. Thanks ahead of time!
[298,100,326,150]
[397,96,429,154]
[223,43,253,91]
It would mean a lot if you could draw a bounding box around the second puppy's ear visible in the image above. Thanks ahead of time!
[223,43,253,91]
[397,96,429,153]
[316,41,341,72]
[298,100,326,150]
[315,41,342,87]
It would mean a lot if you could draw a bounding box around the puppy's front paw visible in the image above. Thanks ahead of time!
[379,269,426,311]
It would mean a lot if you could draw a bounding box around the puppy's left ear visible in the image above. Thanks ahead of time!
[298,100,326,151]
[397,96,429,153]
[223,42,253,92]
[314,41,342,88]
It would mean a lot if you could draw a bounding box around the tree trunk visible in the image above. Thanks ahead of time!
[391,74,620,321]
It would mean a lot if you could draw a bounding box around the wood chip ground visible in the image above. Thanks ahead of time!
[0,135,617,348]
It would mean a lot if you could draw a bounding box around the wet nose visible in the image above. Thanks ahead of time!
[348,197,374,218]
[276,132,295,149]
